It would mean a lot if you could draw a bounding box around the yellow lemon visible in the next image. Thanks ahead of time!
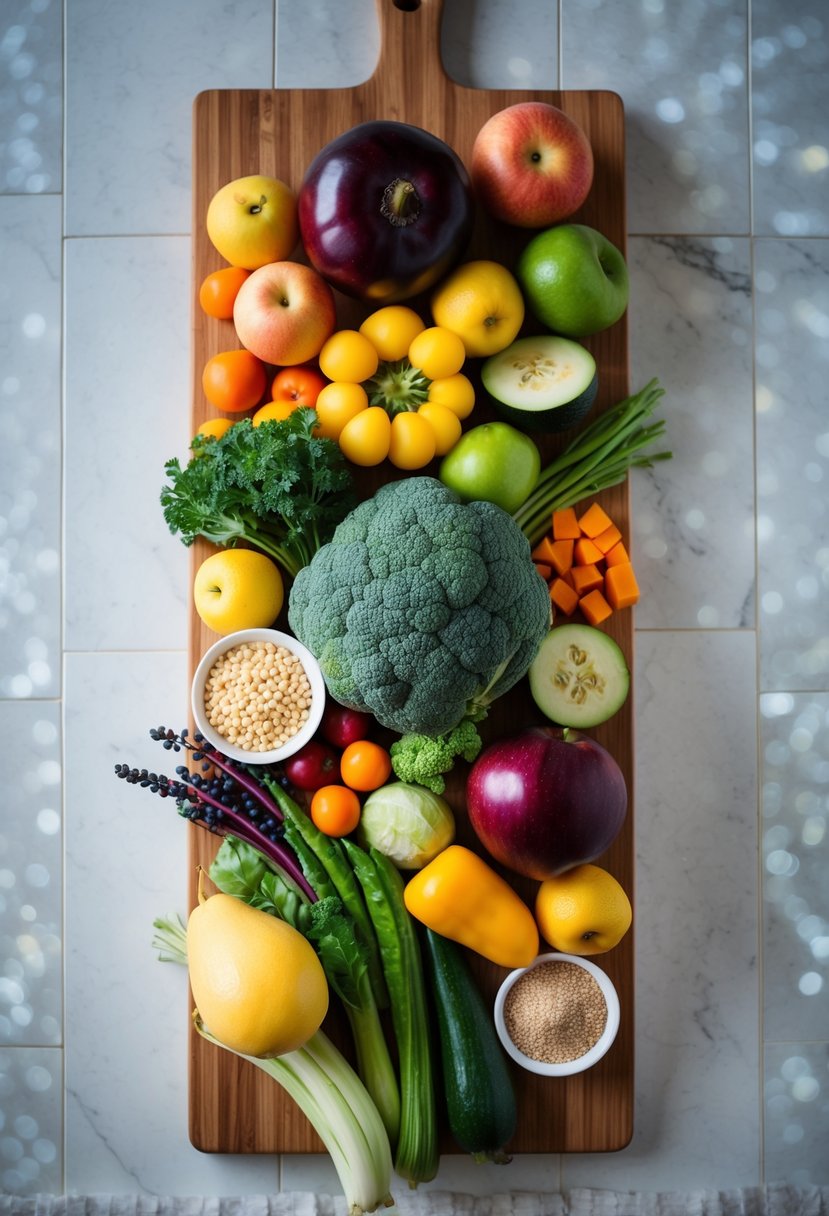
[188,893,328,1057]
[534,864,632,956]
[431,260,525,357]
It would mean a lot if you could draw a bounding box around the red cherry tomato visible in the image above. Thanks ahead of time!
[271,365,327,408]
[320,704,374,749]
[283,740,339,791]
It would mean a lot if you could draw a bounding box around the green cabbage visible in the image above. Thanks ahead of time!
[358,782,455,870]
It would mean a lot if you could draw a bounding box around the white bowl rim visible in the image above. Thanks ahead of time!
[493,950,621,1077]
[191,627,326,765]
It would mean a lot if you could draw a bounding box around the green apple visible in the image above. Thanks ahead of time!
[439,421,540,514]
[516,223,629,337]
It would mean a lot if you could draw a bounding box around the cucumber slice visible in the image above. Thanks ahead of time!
[481,335,598,433]
[529,623,630,728]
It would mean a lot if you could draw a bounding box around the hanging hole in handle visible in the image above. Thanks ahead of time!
[393,0,421,11]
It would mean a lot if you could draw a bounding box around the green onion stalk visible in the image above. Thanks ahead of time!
[512,378,672,547]
[153,916,398,1216]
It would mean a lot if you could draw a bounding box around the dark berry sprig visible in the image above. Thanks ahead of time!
[114,735,317,902]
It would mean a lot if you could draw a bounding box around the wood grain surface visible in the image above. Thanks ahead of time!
[187,0,633,1158]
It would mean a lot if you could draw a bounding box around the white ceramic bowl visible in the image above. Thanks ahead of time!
[191,628,326,765]
[493,951,621,1077]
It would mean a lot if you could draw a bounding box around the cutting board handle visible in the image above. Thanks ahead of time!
[370,0,448,99]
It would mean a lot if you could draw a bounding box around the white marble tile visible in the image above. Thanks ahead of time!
[64,0,273,237]
[765,1042,829,1186]
[754,238,829,691]
[752,0,829,237]
[64,650,279,1194]
[63,236,190,653]
[0,194,61,699]
[0,1046,62,1195]
[0,701,61,1048]
[760,692,829,1043]
[276,0,557,92]
[563,630,760,1191]
[0,0,62,195]
[560,0,750,235]
[628,236,754,629]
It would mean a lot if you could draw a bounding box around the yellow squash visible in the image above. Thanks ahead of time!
[187,890,328,1058]
[403,844,538,969]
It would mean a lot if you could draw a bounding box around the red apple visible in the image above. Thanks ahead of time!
[471,101,594,229]
[233,260,336,366]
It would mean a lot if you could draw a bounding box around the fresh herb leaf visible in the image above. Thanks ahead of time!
[305,895,371,1011]
[160,410,355,578]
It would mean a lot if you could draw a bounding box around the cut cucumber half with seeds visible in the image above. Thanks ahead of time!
[481,335,598,433]
[529,623,630,728]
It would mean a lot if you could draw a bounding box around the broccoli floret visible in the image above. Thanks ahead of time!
[288,477,551,736]
[389,719,484,795]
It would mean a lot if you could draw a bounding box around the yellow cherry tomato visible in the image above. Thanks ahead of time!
[252,399,301,426]
[318,330,379,383]
[359,306,425,361]
[417,402,463,455]
[314,381,369,440]
[407,326,466,380]
[339,406,392,466]
[427,372,476,420]
[194,417,235,443]
[388,411,437,470]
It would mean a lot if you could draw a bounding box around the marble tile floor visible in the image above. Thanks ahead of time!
[1,0,828,1200]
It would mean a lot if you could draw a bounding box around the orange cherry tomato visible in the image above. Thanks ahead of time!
[202,349,268,413]
[340,740,392,792]
[310,784,362,837]
[198,266,251,319]
[272,365,327,408]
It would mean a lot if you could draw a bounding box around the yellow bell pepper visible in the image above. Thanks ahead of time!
[403,845,539,969]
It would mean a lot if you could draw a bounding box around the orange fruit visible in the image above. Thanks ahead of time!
[198,267,251,319]
[202,349,267,413]
[252,400,301,426]
[194,417,235,443]
[339,740,392,792]
[310,785,362,837]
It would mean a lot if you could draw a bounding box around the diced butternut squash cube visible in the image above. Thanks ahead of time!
[574,536,604,566]
[579,588,613,626]
[604,540,631,567]
[533,561,552,582]
[578,502,614,538]
[550,577,579,616]
[593,523,623,554]
[549,538,574,576]
[570,563,604,596]
[552,507,581,540]
[531,536,557,565]
[561,568,575,588]
[605,561,640,609]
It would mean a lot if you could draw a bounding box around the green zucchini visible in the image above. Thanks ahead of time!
[424,928,517,1163]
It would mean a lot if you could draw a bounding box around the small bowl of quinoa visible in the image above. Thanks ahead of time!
[493,952,620,1077]
[191,628,326,765]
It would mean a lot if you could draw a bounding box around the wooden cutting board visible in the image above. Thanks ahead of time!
[188,0,633,1158]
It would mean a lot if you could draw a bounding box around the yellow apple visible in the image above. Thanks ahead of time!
[206,174,299,271]
[534,863,632,956]
[431,260,525,357]
[193,549,284,636]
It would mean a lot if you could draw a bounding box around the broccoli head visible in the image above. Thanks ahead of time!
[288,477,551,736]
